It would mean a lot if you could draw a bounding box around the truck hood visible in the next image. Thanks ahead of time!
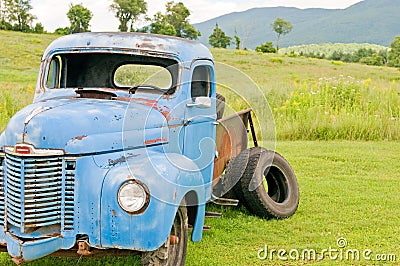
[1,98,169,155]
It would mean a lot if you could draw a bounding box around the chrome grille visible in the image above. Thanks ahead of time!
[64,160,75,231]
[4,153,75,233]
[0,155,4,227]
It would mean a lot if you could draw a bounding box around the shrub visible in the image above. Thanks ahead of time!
[255,42,276,53]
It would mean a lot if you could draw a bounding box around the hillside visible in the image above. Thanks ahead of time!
[194,0,400,48]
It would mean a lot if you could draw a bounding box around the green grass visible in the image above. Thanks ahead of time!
[1,141,398,265]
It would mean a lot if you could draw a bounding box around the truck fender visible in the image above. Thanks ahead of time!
[100,150,210,251]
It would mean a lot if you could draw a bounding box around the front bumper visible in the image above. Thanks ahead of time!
[6,233,63,262]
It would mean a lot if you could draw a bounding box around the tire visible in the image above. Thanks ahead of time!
[239,147,299,219]
[220,149,251,201]
[216,93,225,120]
[142,205,188,266]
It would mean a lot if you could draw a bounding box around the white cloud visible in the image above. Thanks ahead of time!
[31,0,362,32]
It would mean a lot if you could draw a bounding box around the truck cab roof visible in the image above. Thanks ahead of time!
[42,32,213,63]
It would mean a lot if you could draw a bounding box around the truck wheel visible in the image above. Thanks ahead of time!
[142,205,188,266]
[240,147,299,219]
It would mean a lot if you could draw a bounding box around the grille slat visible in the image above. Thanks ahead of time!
[25,205,60,214]
[25,190,62,198]
[25,219,62,228]
[4,153,76,233]
[0,156,4,227]
[25,181,62,189]
[24,176,63,183]
[24,166,63,174]
[25,210,61,219]
[25,186,61,194]
[25,195,62,204]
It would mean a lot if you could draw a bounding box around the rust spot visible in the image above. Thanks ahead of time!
[131,98,157,107]
[112,210,116,216]
[144,137,168,145]
[113,96,130,102]
[131,98,171,121]
[77,241,92,256]
[11,257,24,265]
[168,123,182,129]
[170,235,179,245]
[47,233,62,238]
[72,135,87,141]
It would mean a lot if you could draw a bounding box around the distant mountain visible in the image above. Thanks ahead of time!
[193,0,400,49]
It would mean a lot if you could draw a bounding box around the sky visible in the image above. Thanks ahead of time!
[31,0,363,32]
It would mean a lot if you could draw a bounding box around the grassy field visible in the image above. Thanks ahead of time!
[0,31,400,265]
[0,141,399,265]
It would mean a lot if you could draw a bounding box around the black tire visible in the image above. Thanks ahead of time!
[220,149,251,201]
[142,205,188,266]
[239,147,299,219]
[216,93,225,120]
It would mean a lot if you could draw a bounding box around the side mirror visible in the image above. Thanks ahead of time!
[187,96,211,108]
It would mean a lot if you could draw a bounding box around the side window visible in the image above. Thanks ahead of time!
[46,56,62,88]
[191,65,211,99]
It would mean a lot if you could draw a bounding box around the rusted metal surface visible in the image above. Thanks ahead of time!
[11,257,24,265]
[77,241,92,256]
[169,235,179,245]
[51,246,140,258]
[212,108,252,182]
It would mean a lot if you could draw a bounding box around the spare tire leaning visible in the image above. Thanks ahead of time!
[239,147,299,219]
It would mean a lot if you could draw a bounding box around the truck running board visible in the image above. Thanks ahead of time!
[205,211,222,218]
[211,197,239,206]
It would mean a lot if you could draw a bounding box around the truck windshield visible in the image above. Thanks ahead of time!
[45,52,178,94]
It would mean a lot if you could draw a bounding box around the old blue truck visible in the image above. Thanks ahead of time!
[0,32,299,265]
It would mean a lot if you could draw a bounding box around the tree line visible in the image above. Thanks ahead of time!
[0,0,200,39]
[0,0,44,33]
[283,39,400,68]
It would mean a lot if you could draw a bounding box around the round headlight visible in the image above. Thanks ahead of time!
[117,180,149,214]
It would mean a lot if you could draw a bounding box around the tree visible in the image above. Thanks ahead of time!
[150,1,200,40]
[33,22,44,34]
[271,18,293,51]
[110,0,147,32]
[149,12,176,36]
[208,23,231,48]
[67,4,92,33]
[54,27,70,35]
[255,42,276,53]
[3,0,35,32]
[388,36,400,68]
[234,28,241,50]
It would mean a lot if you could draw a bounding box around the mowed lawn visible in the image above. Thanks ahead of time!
[0,141,398,265]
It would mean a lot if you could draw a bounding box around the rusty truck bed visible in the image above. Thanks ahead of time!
[212,108,257,183]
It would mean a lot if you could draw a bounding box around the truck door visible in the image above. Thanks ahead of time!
[183,61,216,187]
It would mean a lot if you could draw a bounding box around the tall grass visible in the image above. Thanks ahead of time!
[1,32,400,141]
[271,76,400,140]
[0,86,34,131]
